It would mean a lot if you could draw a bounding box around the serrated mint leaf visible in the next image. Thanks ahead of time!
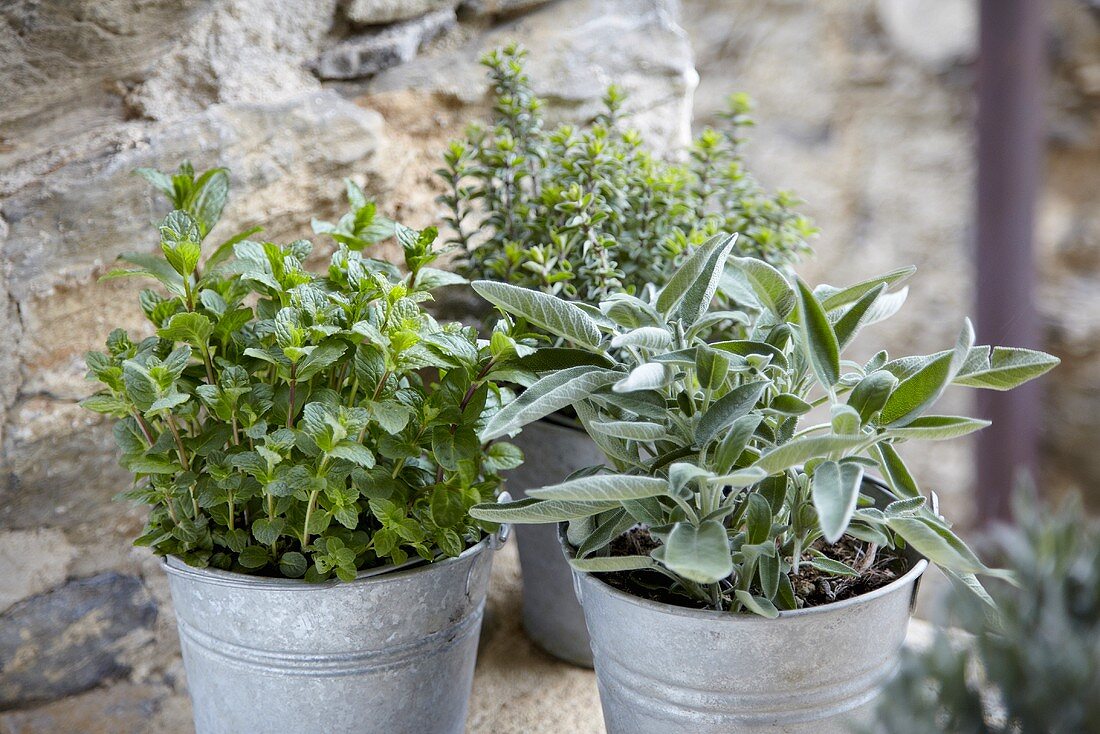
[158,311,213,347]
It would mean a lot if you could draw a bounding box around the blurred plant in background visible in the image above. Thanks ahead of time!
[869,489,1100,733]
[437,44,816,304]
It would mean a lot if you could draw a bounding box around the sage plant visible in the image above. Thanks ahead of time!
[470,234,1059,615]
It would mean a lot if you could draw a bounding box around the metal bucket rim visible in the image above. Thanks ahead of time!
[164,532,493,591]
[561,473,930,622]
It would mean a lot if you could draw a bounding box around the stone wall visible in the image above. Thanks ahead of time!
[0,0,1097,730]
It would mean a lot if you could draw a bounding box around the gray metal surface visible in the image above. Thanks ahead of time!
[507,416,606,667]
[565,481,929,734]
[164,529,504,734]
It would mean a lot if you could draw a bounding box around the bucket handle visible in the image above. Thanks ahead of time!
[490,491,512,550]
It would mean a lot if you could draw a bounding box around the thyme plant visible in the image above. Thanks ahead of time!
[871,491,1100,733]
[83,163,528,580]
[437,44,815,304]
[469,234,1059,616]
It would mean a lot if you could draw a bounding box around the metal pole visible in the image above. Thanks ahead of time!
[975,0,1044,524]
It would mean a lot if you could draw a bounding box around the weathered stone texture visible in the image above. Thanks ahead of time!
[124,0,339,121]
[0,530,76,614]
[0,1,202,130]
[462,0,557,16]
[1039,1,1100,490]
[367,0,698,152]
[345,0,458,26]
[313,8,458,80]
[0,683,189,734]
[0,573,157,708]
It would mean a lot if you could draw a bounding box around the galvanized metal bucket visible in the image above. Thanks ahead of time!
[164,522,508,734]
[507,415,606,667]
[564,479,929,734]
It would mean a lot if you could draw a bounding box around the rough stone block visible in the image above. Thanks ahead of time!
[0,573,157,708]
[1,400,131,532]
[0,0,199,129]
[313,8,457,80]
[346,0,458,25]
[367,0,697,152]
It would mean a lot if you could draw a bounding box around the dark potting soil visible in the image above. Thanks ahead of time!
[597,527,910,612]
[599,529,710,609]
[794,536,909,606]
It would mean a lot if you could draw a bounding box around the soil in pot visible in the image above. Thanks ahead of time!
[598,527,909,611]
[794,537,908,606]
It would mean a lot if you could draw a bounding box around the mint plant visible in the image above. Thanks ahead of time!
[469,234,1059,615]
[871,490,1100,733]
[437,44,816,304]
[83,162,527,580]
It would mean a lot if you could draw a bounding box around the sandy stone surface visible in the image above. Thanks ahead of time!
[468,541,604,733]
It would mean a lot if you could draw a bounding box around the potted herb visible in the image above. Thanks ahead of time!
[468,234,1059,732]
[870,489,1100,734]
[437,44,816,665]
[82,163,528,734]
